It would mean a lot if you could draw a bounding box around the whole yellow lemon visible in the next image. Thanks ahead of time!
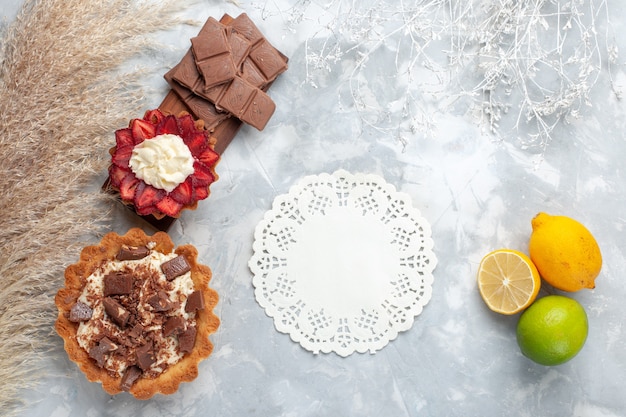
[529,212,602,292]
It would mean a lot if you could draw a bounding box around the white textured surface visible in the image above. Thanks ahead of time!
[3,0,626,416]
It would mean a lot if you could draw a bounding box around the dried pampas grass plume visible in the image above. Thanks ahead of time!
[0,0,192,414]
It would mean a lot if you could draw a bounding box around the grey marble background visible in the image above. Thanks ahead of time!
[2,0,626,416]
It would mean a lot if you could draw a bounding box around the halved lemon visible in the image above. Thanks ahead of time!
[477,249,541,315]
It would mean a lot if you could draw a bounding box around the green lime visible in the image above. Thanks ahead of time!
[516,295,588,366]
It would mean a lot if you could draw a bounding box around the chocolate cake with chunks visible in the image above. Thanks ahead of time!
[55,228,219,399]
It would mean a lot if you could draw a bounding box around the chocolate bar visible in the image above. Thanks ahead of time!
[219,77,276,129]
[248,37,288,82]
[170,55,276,130]
[162,13,288,132]
[136,341,155,371]
[165,52,225,108]
[104,14,288,232]
[240,57,267,89]
[168,49,277,131]
[89,337,117,367]
[121,366,142,391]
[230,13,264,45]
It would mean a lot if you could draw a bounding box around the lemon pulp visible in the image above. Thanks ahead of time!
[477,249,541,315]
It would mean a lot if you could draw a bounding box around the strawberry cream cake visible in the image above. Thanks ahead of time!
[107,109,220,220]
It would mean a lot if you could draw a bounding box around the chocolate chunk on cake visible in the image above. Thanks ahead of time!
[103,272,134,296]
[185,290,205,313]
[117,245,150,261]
[69,302,93,322]
[161,255,191,281]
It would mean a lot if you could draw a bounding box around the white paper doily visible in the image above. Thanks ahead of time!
[248,170,437,356]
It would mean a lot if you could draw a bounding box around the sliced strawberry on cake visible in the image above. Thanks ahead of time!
[107,109,220,219]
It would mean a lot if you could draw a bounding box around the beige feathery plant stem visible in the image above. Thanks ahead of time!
[0,0,192,414]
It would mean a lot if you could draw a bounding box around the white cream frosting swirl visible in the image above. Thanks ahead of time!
[129,134,195,192]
